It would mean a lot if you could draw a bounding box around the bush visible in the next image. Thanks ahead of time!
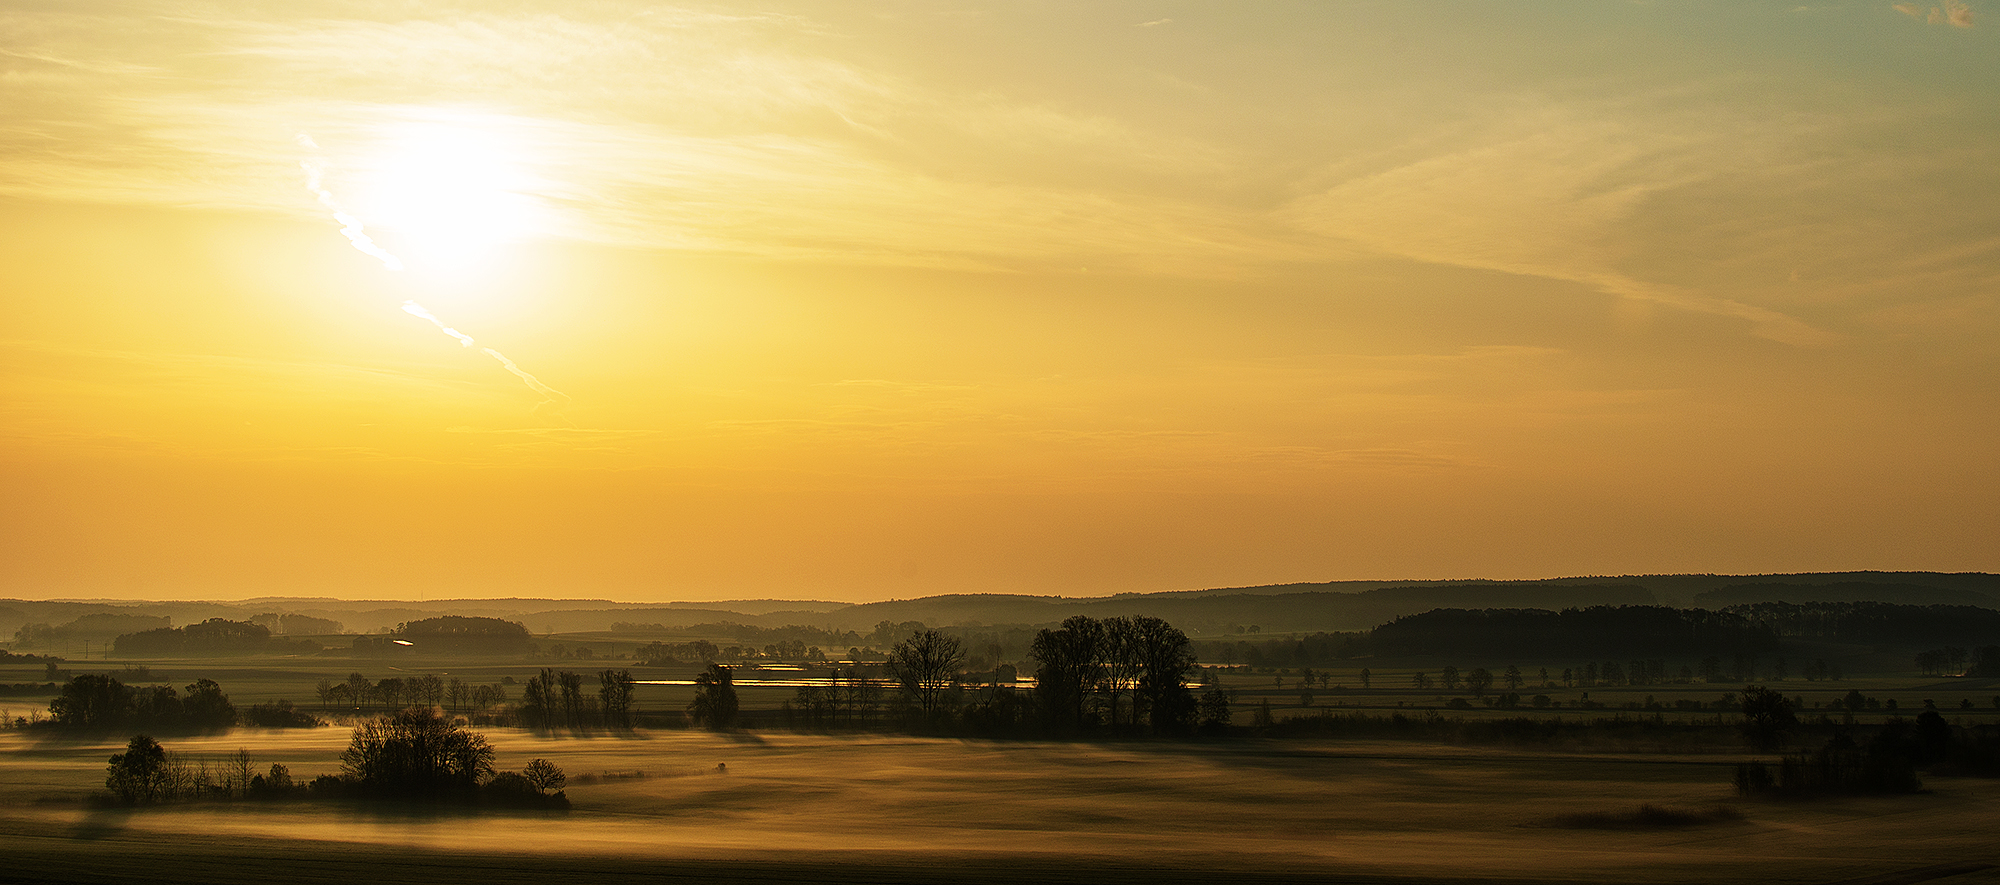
[242,700,321,729]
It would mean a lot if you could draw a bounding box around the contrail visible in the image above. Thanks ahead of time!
[295,133,569,416]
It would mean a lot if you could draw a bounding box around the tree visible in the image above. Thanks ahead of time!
[1197,688,1232,734]
[51,674,134,728]
[345,672,373,710]
[1739,685,1798,751]
[228,747,255,799]
[1100,618,1146,729]
[1359,668,1372,689]
[598,669,635,729]
[521,758,566,795]
[1412,672,1431,691]
[522,668,559,728]
[106,735,169,803]
[687,664,739,729]
[1032,616,1107,731]
[339,707,494,797]
[1440,666,1461,691]
[1503,665,1524,691]
[183,679,237,731]
[558,670,586,727]
[1127,616,1197,732]
[887,630,965,721]
[1466,668,1493,698]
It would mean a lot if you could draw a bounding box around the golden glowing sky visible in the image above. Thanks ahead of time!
[2,2,1995,602]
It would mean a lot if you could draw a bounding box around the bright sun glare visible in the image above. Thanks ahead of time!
[354,119,545,274]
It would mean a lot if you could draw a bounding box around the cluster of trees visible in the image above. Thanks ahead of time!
[105,711,571,808]
[314,672,510,714]
[1734,703,2000,796]
[105,738,300,803]
[1916,646,1972,676]
[619,621,861,649]
[784,668,885,729]
[518,668,636,730]
[634,637,829,665]
[112,619,317,657]
[1197,632,1362,668]
[1724,601,2000,647]
[1372,606,1780,658]
[1032,616,1201,734]
[635,640,721,665]
[246,612,344,635]
[42,674,238,732]
[353,616,533,655]
[16,614,169,646]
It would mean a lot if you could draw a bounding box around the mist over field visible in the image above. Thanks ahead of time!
[9,727,2000,885]
[5,1,1997,882]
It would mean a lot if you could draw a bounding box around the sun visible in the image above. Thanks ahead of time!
[351,117,546,274]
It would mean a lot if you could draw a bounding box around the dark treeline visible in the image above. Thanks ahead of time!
[618,621,862,649]
[1371,606,1779,658]
[113,618,319,657]
[1722,601,2000,646]
[17,613,170,645]
[313,671,509,715]
[1195,602,2000,667]
[351,615,533,655]
[517,667,636,730]
[775,616,1210,738]
[247,612,344,635]
[34,674,241,732]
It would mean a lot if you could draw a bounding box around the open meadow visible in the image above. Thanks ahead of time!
[5,722,2000,884]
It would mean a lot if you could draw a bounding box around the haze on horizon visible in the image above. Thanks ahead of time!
[2,2,1995,604]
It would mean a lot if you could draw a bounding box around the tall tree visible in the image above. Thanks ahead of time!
[105,734,170,803]
[887,629,966,721]
[1127,616,1197,731]
[687,664,738,730]
[598,669,635,728]
[1031,616,1107,731]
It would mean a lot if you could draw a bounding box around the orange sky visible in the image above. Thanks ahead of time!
[2,3,1995,602]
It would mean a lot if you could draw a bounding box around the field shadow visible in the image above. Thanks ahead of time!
[1530,803,1746,830]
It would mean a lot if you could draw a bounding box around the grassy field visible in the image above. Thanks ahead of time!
[4,727,2000,884]
[5,646,2000,883]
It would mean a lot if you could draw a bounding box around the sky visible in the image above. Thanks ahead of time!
[2,1,1995,603]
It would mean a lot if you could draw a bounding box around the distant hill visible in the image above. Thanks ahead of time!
[3,572,1992,645]
[1126,571,2000,608]
[1695,581,1998,608]
[818,584,1658,635]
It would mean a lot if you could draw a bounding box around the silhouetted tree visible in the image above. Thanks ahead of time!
[598,669,635,728]
[1197,688,1232,735]
[687,664,739,729]
[1739,685,1798,751]
[1032,616,1107,731]
[1359,667,1371,689]
[1128,616,1197,731]
[183,679,236,731]
[887,630,965,721]
[522,758,566,795]
[1466,668,1493,698]
[105,734,169,803]
[339,707,494,797]
[51,674,133,728]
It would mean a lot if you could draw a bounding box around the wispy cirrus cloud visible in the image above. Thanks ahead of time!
[1895,1,1975,27]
